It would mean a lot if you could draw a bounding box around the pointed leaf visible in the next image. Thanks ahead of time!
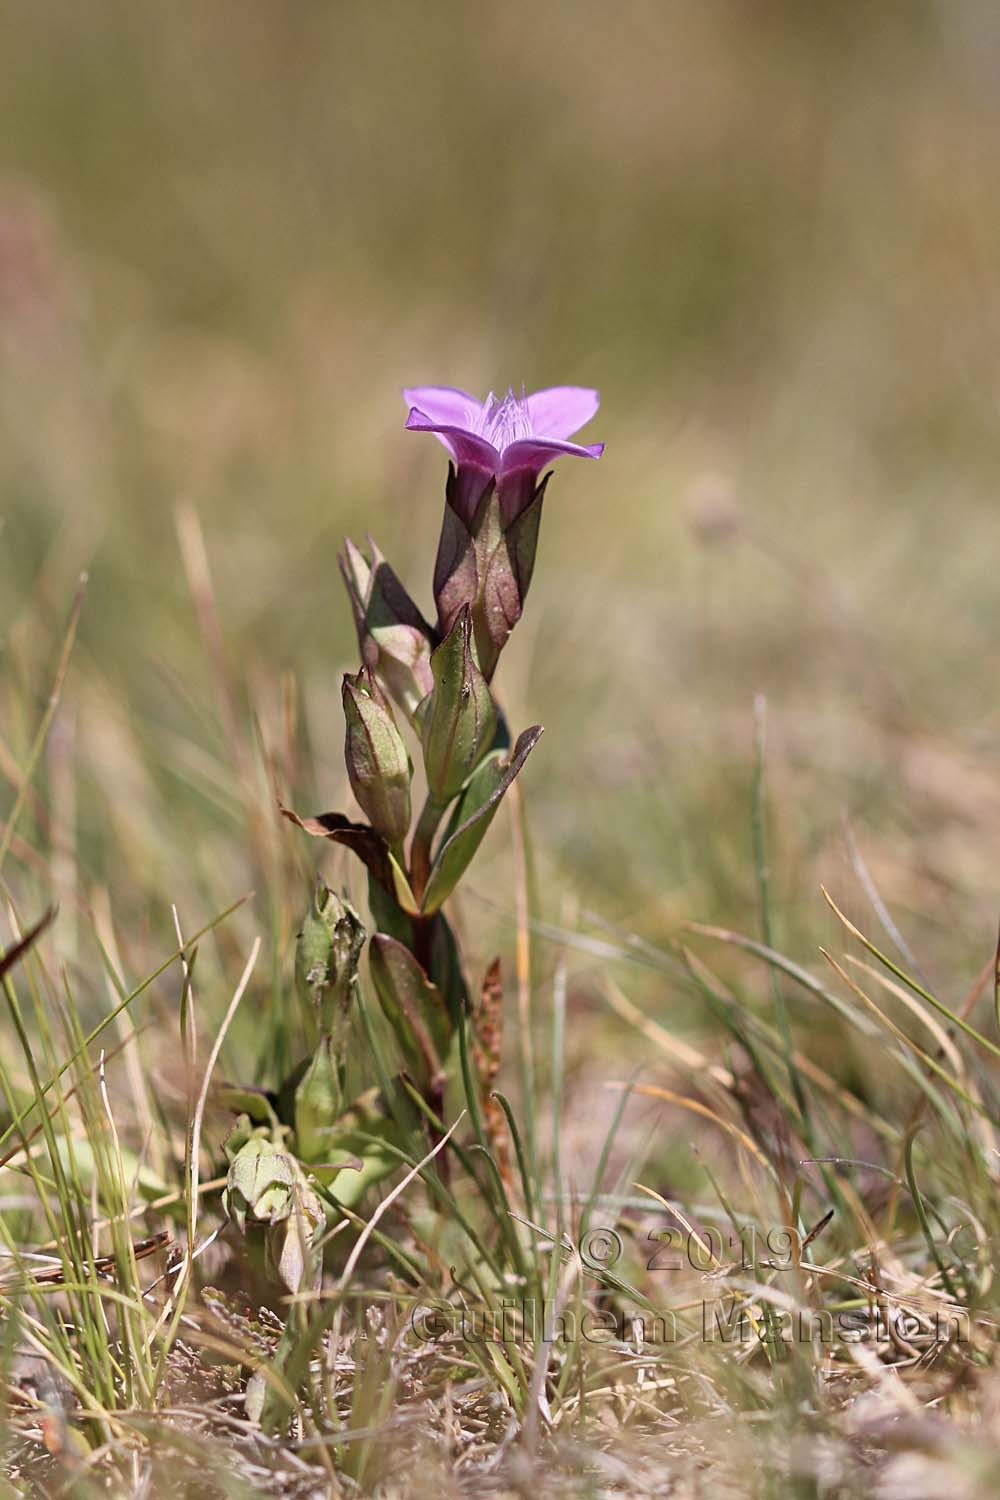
[312,1086,416,1203]
[369,934,453,1090]
[216,1083,280,1129]
[421,726,543,914]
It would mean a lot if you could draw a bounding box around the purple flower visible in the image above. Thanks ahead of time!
[404,384,604,521]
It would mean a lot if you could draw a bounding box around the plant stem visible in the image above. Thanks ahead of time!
[409,794,446,904]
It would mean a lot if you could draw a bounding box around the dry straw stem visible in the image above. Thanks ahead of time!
[818,948,984,1117]
[619,1082,770,1173]
[599,974,733,1088]
[0,574,85,874]
[681,944,893,1133]
[313,1111,467,1394]
[153,935,261,1371]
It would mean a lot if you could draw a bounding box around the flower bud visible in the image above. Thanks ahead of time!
[293,1035,345,1165]
[295,883,365,1034]
[224,1134,324,1296]
[223,1133,310,1230]
[432,467,490,641]
[420,607,498,804]
[342,667,412,849]
[477,478,546,679]
[432,474,548,682]
[339,537,435,720]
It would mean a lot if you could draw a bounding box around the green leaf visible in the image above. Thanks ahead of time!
[421,725,543,915]
[369,934,453,1090]
[428,909,470,1016]
[317,1086,413,1206]
[216,1083,280,1129]
[321,1122,402,1207]
[387,849,421,915]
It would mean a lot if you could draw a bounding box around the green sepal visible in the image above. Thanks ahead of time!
[420,606,497,804]
[342,668,412,849]
[339,536,436,721]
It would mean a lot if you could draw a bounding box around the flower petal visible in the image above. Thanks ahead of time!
[497,437,604,522]
[403,386,482,430]
[500,437,604,473]
[405,409,501,475]
[522,386,600,441]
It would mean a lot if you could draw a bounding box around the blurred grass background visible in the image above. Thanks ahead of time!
[2,0,1000,1088]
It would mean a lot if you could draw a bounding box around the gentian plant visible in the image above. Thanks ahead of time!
[222,385,601,1422]
[288,381,601,1021]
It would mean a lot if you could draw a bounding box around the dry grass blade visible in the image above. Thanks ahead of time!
[599,974,733,1087]
[0,576,86,874]
[818,948,984,1114]
[821,886,1000,1062]
[622,1082,771,1172]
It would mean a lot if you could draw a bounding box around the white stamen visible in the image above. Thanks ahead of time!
[478,386,532,452]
